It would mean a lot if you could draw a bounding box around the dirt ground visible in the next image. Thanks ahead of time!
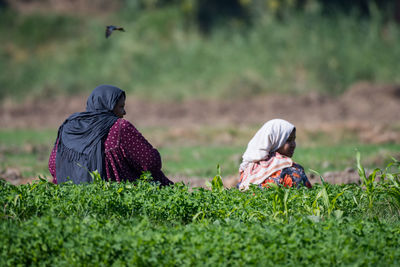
[1,82,400,130]
[1,82,399,187]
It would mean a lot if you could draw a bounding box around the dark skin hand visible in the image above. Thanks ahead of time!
[113,96,126,118]
[277,128,296,158]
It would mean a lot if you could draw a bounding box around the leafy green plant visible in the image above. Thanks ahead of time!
[1,154,400,265]
[205,164,224,192]
[310,169,345,218]
[380,157,400,209]
[89,169,103,184]
[357,151,381,209]
[264,183,294,221]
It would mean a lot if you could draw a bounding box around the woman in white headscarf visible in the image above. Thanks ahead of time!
[238,119,312,190]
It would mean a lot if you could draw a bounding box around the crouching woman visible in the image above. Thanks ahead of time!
[238,119,311,190]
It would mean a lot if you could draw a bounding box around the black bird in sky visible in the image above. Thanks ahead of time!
[106,25,125,38]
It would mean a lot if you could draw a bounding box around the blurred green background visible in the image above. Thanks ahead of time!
[1,0,400,101]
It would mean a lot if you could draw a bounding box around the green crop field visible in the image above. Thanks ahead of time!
[1,157,400,265]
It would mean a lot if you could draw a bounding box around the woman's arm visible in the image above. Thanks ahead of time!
[119,120,173,185]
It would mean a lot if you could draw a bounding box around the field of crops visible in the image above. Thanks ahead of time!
[1,156,400,265]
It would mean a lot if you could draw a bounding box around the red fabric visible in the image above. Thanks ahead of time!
[48,118,173,186]
[48,139,58,184]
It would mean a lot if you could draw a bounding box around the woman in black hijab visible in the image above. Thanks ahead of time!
[48,85,173,186]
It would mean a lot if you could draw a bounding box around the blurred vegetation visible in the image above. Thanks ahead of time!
[1,128,399,178]
[1,0,400,100]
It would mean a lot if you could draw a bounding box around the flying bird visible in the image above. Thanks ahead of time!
[106,25,125,38]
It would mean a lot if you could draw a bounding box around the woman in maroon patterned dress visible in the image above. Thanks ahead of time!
[48,85,173,186]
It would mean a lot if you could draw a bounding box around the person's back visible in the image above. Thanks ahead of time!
[48,85,173,186]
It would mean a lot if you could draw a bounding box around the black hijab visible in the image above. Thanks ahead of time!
[55,85,125,184]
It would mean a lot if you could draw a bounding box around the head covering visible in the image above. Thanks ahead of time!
[240,119,295,171]
[238,119,295,190]
[55,85,125,184]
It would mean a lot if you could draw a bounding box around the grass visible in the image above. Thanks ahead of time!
[1,128,399,180]
[0,129,56,178]
[0,129,56,145]
[1,7,400,101]
[159,143,400,178]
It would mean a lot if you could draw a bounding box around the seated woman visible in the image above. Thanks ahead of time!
[237,119,311,190]
[48,84,173,186]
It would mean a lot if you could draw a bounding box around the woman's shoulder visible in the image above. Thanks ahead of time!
[108,119,138,136]
[116,118,137,130]
[116,119,143,138]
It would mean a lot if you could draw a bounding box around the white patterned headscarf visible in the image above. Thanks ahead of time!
[239,119,295,172]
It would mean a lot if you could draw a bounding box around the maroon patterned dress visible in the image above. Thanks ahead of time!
[48,119,173,186]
